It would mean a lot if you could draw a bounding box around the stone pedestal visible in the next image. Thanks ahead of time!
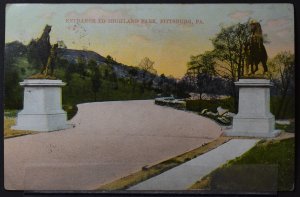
[224,79,280,138]
[12,79,71,132]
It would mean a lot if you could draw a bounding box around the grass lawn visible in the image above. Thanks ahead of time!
[189,138,295,192]
[4,117,36,139]
[97,137,231,190]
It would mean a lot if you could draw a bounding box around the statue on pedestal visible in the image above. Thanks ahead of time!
[245,19,269,76]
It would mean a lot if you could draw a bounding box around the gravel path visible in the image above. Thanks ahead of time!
[128,139,259,190]
[4,100,222,190]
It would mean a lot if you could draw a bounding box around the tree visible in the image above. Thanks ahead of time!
[89,60,101,101]
[106,55,116,64]
[137,57,157,93]
[64,63,74,97]
[63,61,74,85]
[57,40,67,49]
[138,57,157,75]
[187,51,216,75]
[176,78,190,98]
[128,67,138,93]
[211,21,254,111]
[110,70,118,90]
[212,22,250,80]
[187,51,216,100]
[76,56,87,79]
[268,51,295,118]
[4,47,22,109]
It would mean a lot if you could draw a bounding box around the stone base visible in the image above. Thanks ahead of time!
[225,79,280,138]
[12,79,71,132]
[12,112,72,132]
[232,115,275,134]
[223,129,281,138]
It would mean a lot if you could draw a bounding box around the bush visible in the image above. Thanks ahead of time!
[62,105,78,120]
[200,112,233,126]
[155,98,186,110]
[4,110,19,118]
[270,96,295,119]
[186,97,235,113]
[186,96,295,120]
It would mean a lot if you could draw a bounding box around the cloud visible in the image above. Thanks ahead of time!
[65,6,132,20]
[265,18,291,29]
[228,11,253,20]
[276,28,292,38]
[38,11,56,20]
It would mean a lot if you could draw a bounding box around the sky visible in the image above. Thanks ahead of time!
[5,4,294,78]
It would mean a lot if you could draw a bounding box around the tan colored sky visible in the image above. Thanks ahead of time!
[6,4,294,78]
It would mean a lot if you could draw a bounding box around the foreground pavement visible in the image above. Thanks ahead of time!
[5,100,222,190]
[129,139,259,190]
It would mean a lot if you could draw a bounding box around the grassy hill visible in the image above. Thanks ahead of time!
[4,41,163,111]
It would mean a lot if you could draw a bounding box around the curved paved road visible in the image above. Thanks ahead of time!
[4,100,222,190]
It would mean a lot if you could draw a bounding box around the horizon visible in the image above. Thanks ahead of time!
[5,4,294,78]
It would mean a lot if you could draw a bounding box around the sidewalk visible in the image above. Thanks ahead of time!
[128,139,259,190]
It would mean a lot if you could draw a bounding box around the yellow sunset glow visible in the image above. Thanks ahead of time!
[6,4,294,78]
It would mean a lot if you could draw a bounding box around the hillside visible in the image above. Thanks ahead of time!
[4,41,179,110]
[5,41,27,57]
[5,41,161,82]
[57,48,107,64]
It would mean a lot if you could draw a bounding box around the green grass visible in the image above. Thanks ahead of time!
[4,109,19,118]
[4,109,37,138]
[56,71,156,106]
[189,138,295,192]
[97,137,231,190]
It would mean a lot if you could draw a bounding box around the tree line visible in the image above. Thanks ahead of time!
[184,19,294,117]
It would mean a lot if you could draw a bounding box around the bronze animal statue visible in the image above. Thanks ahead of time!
[39,25,51,44]
[41,43,58,76]
[28,25,59,79]
[245,19,268,75]
[28,25,52,68]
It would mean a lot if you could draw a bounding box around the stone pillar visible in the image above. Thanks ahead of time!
[224,79,280,138]
[12,79,71,132]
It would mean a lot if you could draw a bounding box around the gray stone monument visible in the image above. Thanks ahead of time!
[12,79,71,132]
[224,79,280,138]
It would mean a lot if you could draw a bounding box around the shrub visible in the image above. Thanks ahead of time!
[154,98,186,110]
[62,105,78,120]
[187,96,295,120]
[270,96,295,119]
[186,98,235,113]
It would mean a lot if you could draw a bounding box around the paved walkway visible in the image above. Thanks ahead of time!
[129,139,259,190]
[5,100,222,190]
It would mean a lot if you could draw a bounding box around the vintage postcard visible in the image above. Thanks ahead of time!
[4,3,295,193]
